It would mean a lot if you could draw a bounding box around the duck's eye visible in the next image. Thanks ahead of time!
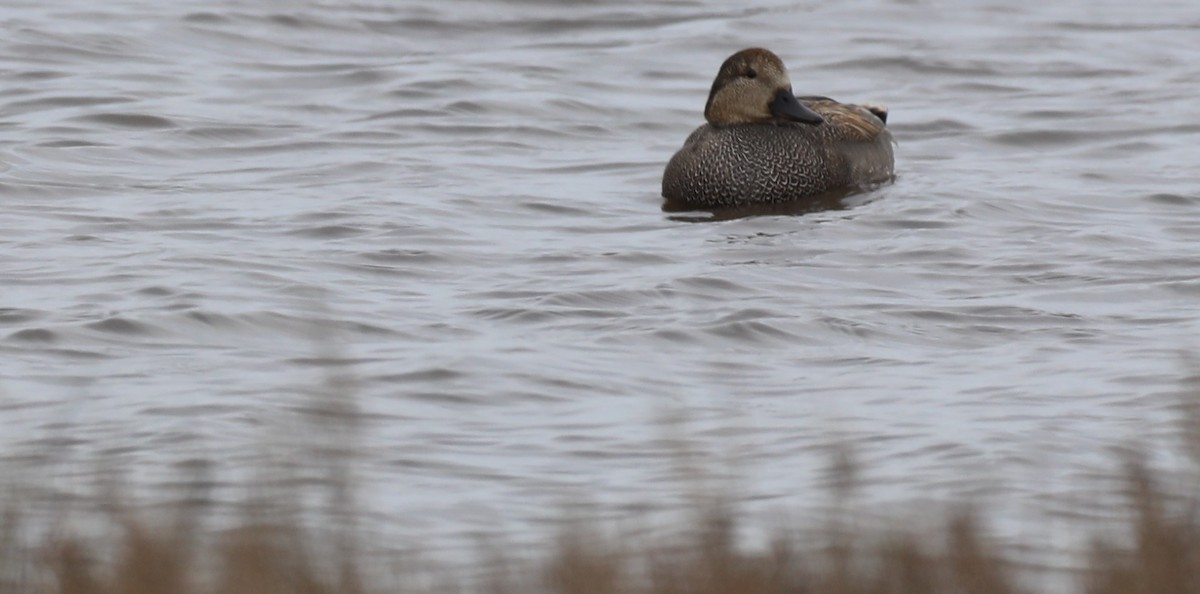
[745,68,757,79]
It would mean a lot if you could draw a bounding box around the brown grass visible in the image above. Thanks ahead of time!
[5,368,1200,593]
[0,450,1191,594]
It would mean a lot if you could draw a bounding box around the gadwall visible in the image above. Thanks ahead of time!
[662,48,894,209]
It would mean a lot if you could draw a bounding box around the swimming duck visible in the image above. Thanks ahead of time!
[662,48,894,209]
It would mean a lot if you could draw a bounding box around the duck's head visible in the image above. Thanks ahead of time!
[703,48,823,127]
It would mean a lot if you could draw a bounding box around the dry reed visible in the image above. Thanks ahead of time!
[0,442,1191,594]
[5,370,1200,593]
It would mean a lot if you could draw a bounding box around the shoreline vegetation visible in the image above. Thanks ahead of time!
[4,381,1199,593]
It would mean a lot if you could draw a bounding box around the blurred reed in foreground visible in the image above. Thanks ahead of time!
[1,441,1196,593]
[4,368,1199,593]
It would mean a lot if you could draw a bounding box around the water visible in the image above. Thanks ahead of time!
[2,0,1199,567]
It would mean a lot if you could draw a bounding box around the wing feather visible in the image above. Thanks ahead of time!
[801,99,887,142]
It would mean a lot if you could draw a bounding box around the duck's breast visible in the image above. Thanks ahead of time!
[662,124,842,207]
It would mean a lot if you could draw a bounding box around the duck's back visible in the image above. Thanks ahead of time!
[662,102,894,208]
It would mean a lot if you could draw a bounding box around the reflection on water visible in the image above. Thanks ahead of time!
[1,0,1199,569]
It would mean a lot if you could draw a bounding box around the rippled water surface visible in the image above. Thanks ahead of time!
[2,0,1200,566]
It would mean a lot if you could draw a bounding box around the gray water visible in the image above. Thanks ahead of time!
[2,0,1200,567]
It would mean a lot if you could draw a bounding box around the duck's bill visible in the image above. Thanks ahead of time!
[770,89,824,125]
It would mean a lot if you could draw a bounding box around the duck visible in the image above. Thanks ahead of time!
[662,48,894,209]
